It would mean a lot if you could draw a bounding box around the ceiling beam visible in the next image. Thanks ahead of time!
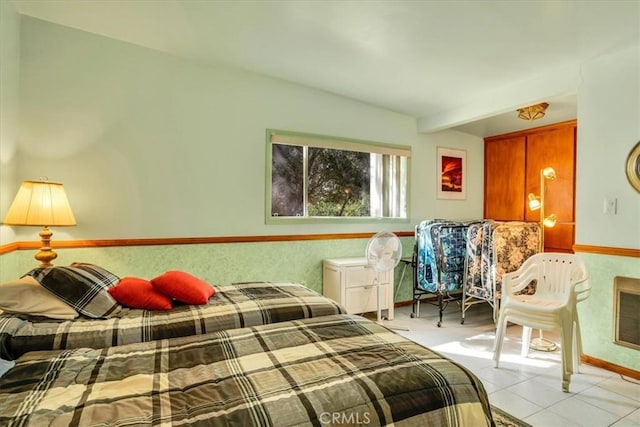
[416,63,582,133]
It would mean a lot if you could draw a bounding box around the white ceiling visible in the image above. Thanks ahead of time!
[11,0,640,137]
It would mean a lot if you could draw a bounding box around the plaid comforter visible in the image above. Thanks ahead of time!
[0,314,494,427]
[0,282,344,360]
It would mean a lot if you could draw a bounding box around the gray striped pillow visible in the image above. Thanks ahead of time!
[25,263,122,319]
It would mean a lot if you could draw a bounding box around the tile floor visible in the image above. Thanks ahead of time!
[379,303,640,427]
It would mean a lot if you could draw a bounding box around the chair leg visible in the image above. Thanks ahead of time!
[521,326,532,357]
[559,324,573,392]
[493,314,508,367]
[573,313,583,374]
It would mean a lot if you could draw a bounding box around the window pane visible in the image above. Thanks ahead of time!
[307,147,370,216]
[268,130,410,221]
[271,144,303,216]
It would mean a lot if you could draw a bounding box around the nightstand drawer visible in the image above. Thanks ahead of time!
[344,266,374,288]
[345,284,389,315]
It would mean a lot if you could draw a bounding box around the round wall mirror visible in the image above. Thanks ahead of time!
[626,142,640,193]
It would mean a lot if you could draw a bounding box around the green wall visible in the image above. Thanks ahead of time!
[1,236,417,304]
[577,253,639,371]
[574,45,640,371]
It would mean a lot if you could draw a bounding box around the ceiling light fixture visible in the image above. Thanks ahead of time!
[517,102,549,121]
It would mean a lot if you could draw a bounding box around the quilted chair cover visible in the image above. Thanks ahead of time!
[462,221,541,323]
[414,219,446,292]
[463,222,485,298]
[488,222,541,298]
[413,220,480,326]
[415,221,469,293]
[416,220,466,293]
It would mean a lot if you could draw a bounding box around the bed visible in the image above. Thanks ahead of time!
[0,314,495,426]
[0,281,345,360]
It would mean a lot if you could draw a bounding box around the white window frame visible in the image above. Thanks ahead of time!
[266,129,411,224]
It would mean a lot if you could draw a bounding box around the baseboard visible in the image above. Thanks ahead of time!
[582,354,640,380]
[394,300,415,307]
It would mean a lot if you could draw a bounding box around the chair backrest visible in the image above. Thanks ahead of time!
[504,253,590,307]
[533,253,590,302]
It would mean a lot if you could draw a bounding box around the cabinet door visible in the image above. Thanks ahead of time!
[484,136,526,220]
[525,125,576,251]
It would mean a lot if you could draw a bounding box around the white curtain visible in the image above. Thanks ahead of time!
[370,154,407,218]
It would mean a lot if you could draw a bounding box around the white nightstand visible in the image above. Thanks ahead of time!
[322,257,394,320]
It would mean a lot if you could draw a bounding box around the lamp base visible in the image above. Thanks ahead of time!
[530,337,558,352]
[35,226,57,268]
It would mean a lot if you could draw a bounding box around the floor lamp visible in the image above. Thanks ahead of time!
[527,167,558,351]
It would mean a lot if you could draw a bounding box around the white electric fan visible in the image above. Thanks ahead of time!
[366,231,403,326]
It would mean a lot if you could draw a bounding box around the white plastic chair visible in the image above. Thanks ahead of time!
[493,253,591,392]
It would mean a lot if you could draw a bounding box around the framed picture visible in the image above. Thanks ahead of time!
[437,147,466,200]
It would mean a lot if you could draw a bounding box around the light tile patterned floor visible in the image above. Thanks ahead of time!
[382,304,640,427]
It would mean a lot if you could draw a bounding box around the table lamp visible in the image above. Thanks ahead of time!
[3,179,76,267]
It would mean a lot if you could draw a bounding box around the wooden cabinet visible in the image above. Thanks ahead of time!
[484,120,576,252]
[484,135,526,220]
[323,257,394,319]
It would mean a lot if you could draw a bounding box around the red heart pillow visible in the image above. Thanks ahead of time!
[108,277,173,310]
[151,271,215,305]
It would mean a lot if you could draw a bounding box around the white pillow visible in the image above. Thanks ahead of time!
[0,276,79,319]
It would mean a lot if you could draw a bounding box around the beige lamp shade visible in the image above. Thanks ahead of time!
[3,180,76,227]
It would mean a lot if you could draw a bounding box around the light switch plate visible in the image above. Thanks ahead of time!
[604,197,617,214]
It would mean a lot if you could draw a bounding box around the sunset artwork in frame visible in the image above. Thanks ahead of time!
[437,147,466,200]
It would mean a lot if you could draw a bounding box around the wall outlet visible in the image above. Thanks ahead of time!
[604,197,617,215]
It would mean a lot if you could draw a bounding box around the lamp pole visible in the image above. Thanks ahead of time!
[540,169,546,252]
[530,167,558,352]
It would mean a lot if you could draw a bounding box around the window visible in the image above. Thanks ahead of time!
[267,130,410,222]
